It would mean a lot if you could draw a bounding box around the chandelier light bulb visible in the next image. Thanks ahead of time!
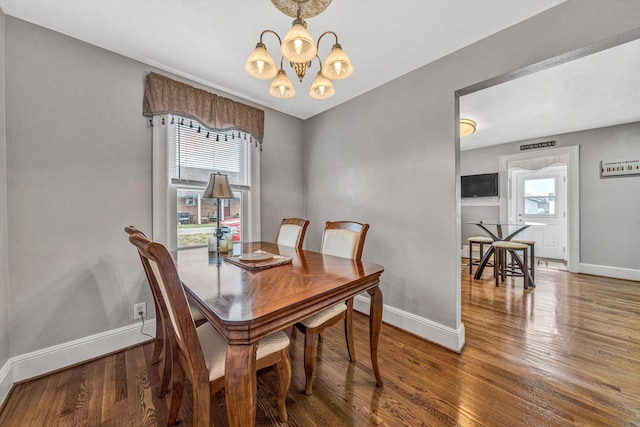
[333,62,342,76]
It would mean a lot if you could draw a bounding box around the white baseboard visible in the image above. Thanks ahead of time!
[578,263,640,282]
[0,358,12,408]
[0,319,155,406]
[353,295,465,353]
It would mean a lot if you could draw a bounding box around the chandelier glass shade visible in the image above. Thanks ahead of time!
[244,43,278,80]
[269,69,296,99]
[309,71,335,99]
[245,0,352,100]
[281,20,317,63]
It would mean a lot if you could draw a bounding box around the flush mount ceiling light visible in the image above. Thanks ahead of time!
[245,0,353,100]
[460,118,477,137]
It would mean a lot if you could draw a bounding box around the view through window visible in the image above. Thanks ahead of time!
[170,115,249,249]
[524,177,556,215]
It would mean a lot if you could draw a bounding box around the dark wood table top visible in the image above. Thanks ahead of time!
[177,242,384,344]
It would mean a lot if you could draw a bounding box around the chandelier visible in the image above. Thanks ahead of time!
[245,0,353,100]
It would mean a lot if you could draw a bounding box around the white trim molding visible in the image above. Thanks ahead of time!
[353,295,465,353]
[0,320,155,406]
[578,263,640,282]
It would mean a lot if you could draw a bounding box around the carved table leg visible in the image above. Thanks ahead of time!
[368,285,384,387]
[225,343,257,427]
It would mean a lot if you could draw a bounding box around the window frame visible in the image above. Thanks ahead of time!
[152,115,260,251]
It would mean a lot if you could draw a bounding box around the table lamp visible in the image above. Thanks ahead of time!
[202,172,235,264]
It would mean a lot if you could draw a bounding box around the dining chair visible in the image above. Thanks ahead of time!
[127,232,291,425]
[275,217,310,249]
[124,225,207,397]
[293,220,369,395]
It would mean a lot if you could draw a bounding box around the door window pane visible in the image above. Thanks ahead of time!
[523,178,556,215]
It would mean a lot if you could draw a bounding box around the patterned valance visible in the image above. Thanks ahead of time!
[142,72,264,143]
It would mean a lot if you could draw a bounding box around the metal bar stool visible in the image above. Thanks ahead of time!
[468,236,494,275]
[492,241,531,289]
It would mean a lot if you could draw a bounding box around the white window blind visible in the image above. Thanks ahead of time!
[169,115,249,186]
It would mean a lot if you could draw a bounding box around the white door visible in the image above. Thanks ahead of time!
[512,166,567,260]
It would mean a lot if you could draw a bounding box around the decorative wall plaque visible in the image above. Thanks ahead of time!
[600,158,640,177]
[520,140,556,151]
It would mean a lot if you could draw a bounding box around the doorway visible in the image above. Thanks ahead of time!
[510,164,567,261]
[498,146,578,271]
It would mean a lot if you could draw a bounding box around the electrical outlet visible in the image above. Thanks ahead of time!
[134,302,147,320]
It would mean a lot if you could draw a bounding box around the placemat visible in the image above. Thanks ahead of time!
[223,250,292,271]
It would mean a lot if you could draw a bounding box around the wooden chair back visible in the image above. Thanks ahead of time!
[127,233,210,397]
[276,218,310,249]
[321,221,369,261]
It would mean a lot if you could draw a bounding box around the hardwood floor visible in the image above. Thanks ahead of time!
[1,263,639,426]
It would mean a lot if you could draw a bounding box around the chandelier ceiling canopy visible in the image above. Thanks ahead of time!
[245,0,353,100]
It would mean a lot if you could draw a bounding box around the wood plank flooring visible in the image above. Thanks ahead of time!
[1,263,639,426]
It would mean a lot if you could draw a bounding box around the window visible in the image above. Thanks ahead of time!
[523,177,556,215]
[152,115,260,250]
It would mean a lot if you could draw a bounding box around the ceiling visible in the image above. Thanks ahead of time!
[2,0,636,151]
[1,0,564,120]
[460,36,640,151]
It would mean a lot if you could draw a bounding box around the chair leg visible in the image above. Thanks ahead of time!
[495,249,501,287]
[468,241,474,274]
[159,333,172,397]
[190,376,211,427]
[523,250,529,289]
[530,243,535,280]
[277,349,291,423]
[344,299,356,362]
[303,329,317,395]
[167,355,184,426]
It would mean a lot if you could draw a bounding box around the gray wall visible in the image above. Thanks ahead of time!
[303,0,640,332]
[0,7,9,369]
[462,121,640,270]
[4,17,304,357]
[260,111,305,245]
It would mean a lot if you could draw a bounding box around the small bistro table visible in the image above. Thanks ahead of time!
[469,221,537,286]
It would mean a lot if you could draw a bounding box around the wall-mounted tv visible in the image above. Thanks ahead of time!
[461,173,499,198]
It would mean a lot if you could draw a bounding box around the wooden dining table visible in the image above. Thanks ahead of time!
[176,242,385,427]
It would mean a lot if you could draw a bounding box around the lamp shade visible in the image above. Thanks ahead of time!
[269,69,296,99]
[321,44,353,80]
[460,118,477,137]
[202,172,235,199]
[281,21,317,63]
[245,43,278,80]
[309,72,335,99]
